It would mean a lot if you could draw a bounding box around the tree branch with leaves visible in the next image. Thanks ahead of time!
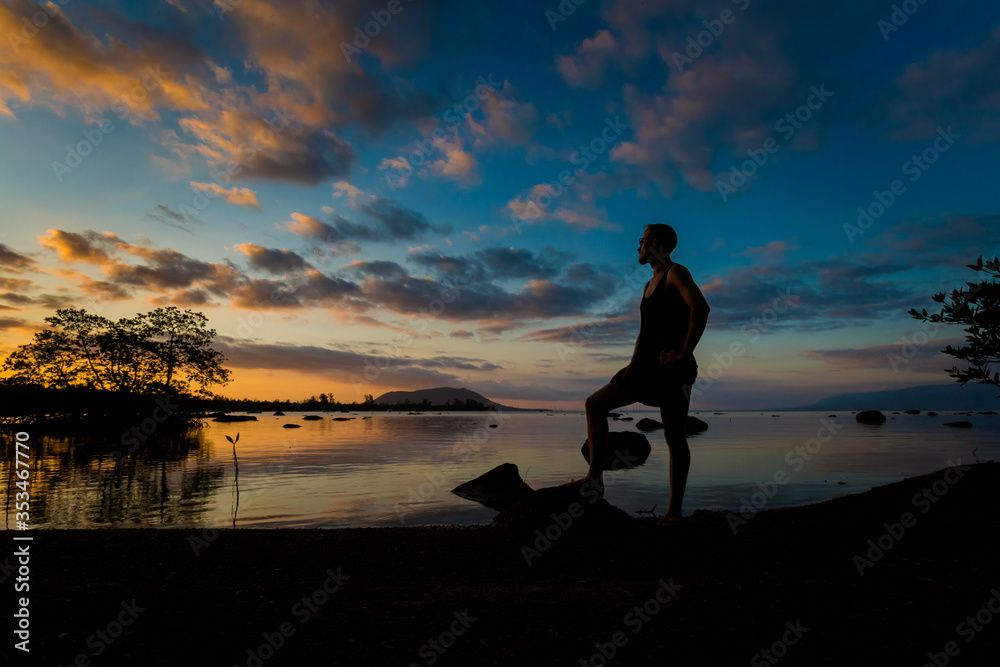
[909,256,1000,393]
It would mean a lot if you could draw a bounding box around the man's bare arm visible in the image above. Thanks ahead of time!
[670,265,710,358]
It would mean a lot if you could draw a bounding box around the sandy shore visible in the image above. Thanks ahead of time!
[5,462,999,666]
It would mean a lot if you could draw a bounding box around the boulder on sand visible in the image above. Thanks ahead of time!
[856,410,886,424]
[492,484,632,533]
[452,463,534,511]
[581,431,651,469]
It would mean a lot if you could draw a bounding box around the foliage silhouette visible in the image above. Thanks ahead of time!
[1,306,231,396]
[909,255,1000,394]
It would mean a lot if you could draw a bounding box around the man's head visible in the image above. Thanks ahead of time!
[639,223,677,264]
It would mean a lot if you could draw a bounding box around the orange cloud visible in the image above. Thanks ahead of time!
[190,182,260,210]
[37,229,112,264]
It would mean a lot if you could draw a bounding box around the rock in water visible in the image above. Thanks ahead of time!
[213,415,257,422]
[283,423,301,428]
[686,416,709,434]
[904,409,921,414]
[273,411,285,416]
[636,417,663,432]
[581,432,651,469]
[634,416,707,434]
[927,412,939,416]
[943,421,973,428]
[856,410,886,424]
[491,485,632,534]
[452,463,534,511]
[302,415,323,420]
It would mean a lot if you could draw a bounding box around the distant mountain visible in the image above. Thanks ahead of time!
[372,387,525,411]
[779,383,1000,411]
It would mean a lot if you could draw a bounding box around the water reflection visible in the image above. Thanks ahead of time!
[3,411,998,529]
[2,427,224,529]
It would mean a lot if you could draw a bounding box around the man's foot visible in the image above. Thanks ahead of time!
[656,513,683,527]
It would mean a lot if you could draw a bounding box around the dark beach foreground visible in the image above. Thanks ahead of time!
[6,463,999,666]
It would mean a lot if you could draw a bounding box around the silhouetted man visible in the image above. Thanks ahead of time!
[576,224,710,524]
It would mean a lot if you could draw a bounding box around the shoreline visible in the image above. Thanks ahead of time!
[5,462,998,665]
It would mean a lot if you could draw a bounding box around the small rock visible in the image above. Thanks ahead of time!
[273,411,285,416]
[943,421,973,428]
[213,415,257,422]
[686,416,709,434]
[856,410,886,424]
[452,463,534,511]
[904,409,921,414]
[581,432,651,469]
[302,415,323,420]
[927,412,938,416]
[282,424,301,429]
[636,418,663,432]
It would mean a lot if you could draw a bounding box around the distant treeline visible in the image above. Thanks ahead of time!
[0,385,201,435]
[197,395,495,413]
[0,386,497,432]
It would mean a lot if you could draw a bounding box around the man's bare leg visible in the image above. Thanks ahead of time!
[570,382,637,496]
[659,383,691,522]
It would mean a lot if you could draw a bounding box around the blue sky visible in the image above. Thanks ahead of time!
[1,0,998,408]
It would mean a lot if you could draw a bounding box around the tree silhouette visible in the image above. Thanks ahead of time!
[909,256,1000,392]
[1,307,231,395]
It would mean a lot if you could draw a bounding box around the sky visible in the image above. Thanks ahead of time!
[0,0,999,410]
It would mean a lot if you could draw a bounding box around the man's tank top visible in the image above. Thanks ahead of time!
[637,264,690,361]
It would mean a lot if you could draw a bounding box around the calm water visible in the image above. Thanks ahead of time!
[3,410,997,529]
